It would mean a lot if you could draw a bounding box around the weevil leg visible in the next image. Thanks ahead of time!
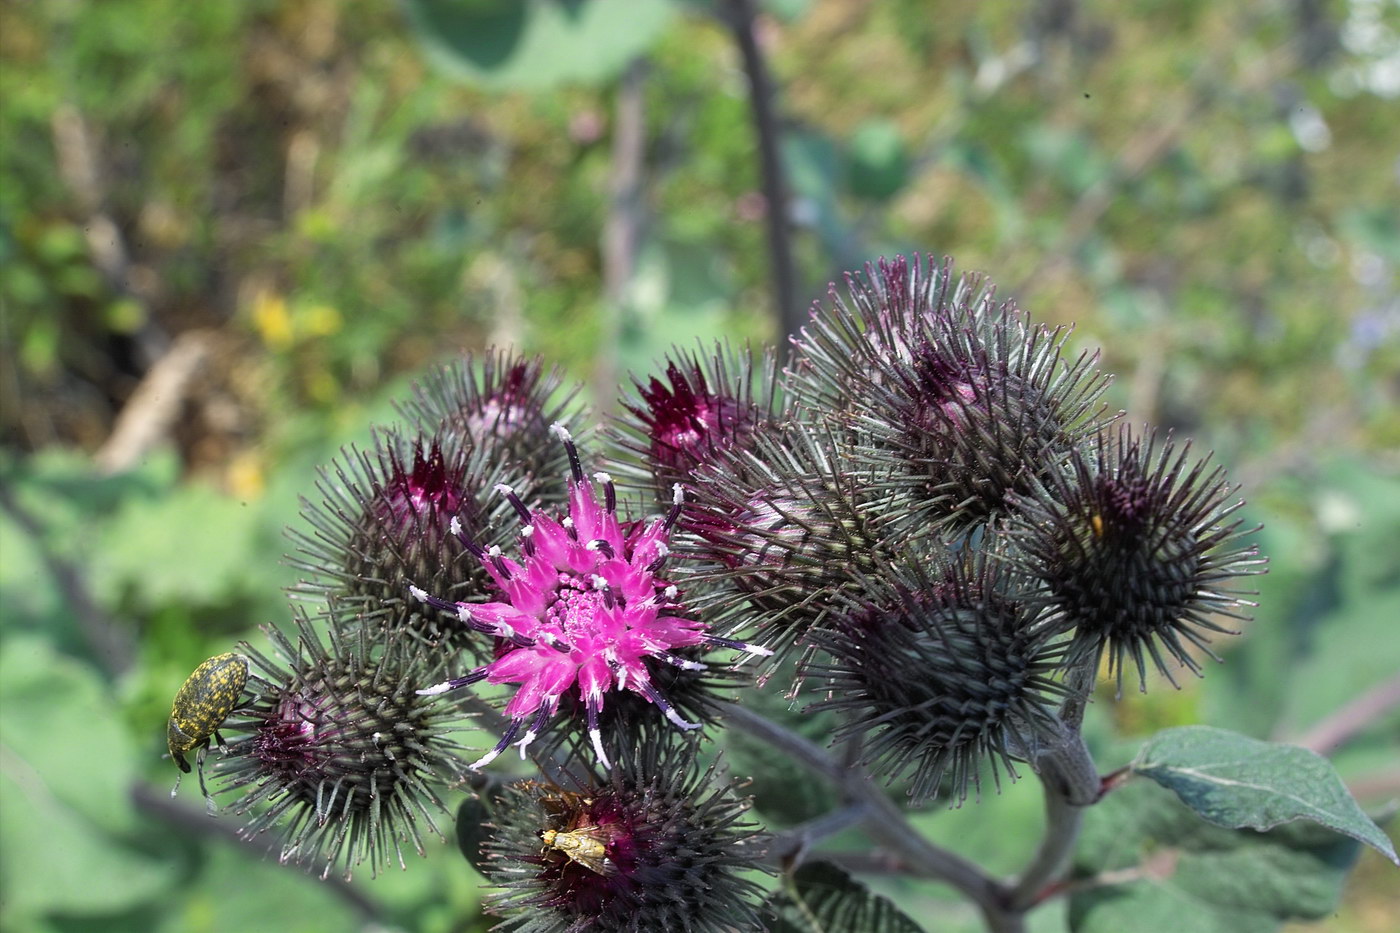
[213,729,232,756]
[196,743,217,816]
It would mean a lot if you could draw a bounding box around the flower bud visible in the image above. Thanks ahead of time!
[611,343,781,497]
[683,422,896,668]
[813,556,1070,805]
[287,432,510,650]
[210,613,472,879]
[476,741,769,932]
[1004,426,1266,692]
[396,349,580,504]
[790,254,1111,534]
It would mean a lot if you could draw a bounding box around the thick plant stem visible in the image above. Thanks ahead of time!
[718,701,1007,917]
[1005,717,1098,909]
[1007,782,1085,910]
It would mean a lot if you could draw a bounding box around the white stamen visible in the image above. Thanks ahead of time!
[671,483,684,505]
[521,525,535,538]
[494,483,514,496]
[495,622,516,640]
[744,643,775,657]
[550,422,573,442]
[409,585,429,603]
[654,542,670,558]
[516,731,537,758]
[585,539,599,551]
[488,545,503,557]
[456,606,474,623]
[416,681,454,696]
[449,516,463,536]
[664,585,678,599]
[469,746,505,771]
[664,707,702,730]
[593,471,612,485]
[591,575,608,590]
[590,728,612,770]
[562,517,574,528]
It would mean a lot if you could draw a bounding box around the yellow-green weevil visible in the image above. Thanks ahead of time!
[168,652,249,812]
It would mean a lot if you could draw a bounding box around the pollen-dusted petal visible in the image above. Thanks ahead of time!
[627,520,670,564]
[517,559,561,608]
[568,481,607,542]
[498,570,550,616]
[481,550,526,592]
[498,651,578,719]
[595,558,652,601]
[645,615,708,648]
[577,653,613,703]
[526,512,575,567]
[470,603,541,640]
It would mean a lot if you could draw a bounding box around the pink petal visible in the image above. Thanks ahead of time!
[576,653,612,703]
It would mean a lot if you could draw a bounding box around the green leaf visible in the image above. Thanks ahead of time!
[0,637,172,923]
[1071,779,1361,933]
[766,861,926,933]
[404,0,677,91]
[1132,725,1398,865]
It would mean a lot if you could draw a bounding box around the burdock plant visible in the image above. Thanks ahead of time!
[164,259,1396,932]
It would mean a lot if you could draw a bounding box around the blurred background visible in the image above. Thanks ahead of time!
[1,1,1396,931]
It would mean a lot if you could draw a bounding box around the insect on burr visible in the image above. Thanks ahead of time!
[167,652,249,813]
[541,825,618,876]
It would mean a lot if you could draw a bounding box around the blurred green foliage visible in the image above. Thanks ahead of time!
[2,0,1397,931]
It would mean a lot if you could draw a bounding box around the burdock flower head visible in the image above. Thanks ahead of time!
[410,424,770,771]
[1004,425,1266,693]
[813,555,1071,805]
[611,343,781,496]
[790,254,1112,535]
[476,741,769,933]
[682,422,899,669]
[287,431,509,648]
[211,613,471,879]
[397,349,579,505]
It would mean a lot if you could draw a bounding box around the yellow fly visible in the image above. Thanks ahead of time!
[541,825,617,876]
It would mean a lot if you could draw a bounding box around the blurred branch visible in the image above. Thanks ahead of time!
[94,330,218,474]
[131,783,386,926]
[0,478,135,676]
[721,0,801,351]
[592,57,648,414]
[1344,767,1400,802]
[1290,672,1400,757]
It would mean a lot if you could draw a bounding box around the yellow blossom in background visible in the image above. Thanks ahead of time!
[226,449,266,500]
[251,291,294,350]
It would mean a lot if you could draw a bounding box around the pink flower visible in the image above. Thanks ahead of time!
[412,424,769,769]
